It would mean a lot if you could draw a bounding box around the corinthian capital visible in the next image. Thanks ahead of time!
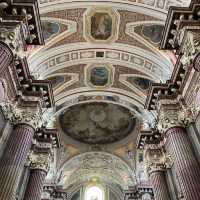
[145,148,172,175]
[28,151,52,173]
[1,103,41,129]
[157,99,194,134]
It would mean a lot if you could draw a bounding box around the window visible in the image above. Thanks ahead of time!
[86,186,104,200]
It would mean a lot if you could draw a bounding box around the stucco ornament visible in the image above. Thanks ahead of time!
[157,106,194,134]
[0,24,26,58]
[28,151,52,172]
[145,148,173,175]
[0,103,41,129]
[180,30,200,70]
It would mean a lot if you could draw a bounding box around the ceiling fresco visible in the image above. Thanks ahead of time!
[27,0,191,193]
[59,102,136,144]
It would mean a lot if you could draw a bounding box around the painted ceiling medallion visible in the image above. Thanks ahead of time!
[59,102,136,144]
[83,7,120,43]
[85,64,114,88]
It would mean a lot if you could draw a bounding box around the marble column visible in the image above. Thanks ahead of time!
[0,42,13,73]
[145,147,171,200]
[193,52,200,72]
[158,102,200,200]
[0,124,34,200]
[0,104,40,200]
[23,169,47,200]
[150,170,171,200]
[23,150,51,200]
[165,126,200,200]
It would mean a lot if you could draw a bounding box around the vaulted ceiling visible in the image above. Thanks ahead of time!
[28,0,191,195]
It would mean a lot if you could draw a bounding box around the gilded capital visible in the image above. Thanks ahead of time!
[1,103,41,129]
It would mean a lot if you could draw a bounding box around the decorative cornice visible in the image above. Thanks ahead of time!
[137,129,162,150]
[0,103,41,129]
[160,1,200,51]
[2,0,44,45]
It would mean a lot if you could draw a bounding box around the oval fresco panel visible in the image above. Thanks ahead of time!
[59,102,136,144]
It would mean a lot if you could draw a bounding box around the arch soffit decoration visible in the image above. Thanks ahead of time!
[58,151,136,190]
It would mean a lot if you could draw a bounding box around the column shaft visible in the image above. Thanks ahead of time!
[150,171,171,200]
[0,124,34,200]
[0,42,13,73]
[165,127,200,200]
[23,169,47,200]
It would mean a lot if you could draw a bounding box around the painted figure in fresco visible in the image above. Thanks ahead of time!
[91,13,112,40]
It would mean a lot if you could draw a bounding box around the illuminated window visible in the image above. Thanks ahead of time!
[86,186,103,200]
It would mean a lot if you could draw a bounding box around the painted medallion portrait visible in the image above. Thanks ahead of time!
[91,13,112,40]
